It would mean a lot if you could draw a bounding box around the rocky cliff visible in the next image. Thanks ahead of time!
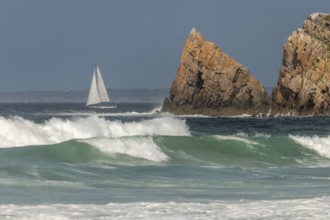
[272,13,330,114]
[162,28,270,116]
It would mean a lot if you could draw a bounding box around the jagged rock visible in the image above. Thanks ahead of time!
[162,28,270,116]
[272,13,330,114]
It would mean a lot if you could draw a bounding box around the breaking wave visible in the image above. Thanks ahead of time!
[81,137,168,162]
[1,114,330,166]
[0,115,190,148]
[0,132,329,167]
[290,135,330,159]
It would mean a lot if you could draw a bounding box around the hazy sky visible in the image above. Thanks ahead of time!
[0,1,329,91]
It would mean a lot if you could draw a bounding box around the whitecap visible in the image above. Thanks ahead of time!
[0,115,190,148]
[290,135,330,159]
[2,197,330,219]
[213,135,259,146]
[81,137,168,162]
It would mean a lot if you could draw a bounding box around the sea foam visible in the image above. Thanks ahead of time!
[82,137,168,162]
[290,135,330,159]
[0,115,190,148]
[214,135,259,146]
[1,197,330,220]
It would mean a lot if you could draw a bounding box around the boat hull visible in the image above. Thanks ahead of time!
[87,102,117,109]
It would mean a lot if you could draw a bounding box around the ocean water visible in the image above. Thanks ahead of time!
[1,103,330,219]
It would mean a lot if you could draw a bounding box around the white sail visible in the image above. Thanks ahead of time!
[86,63,110,106]
[95,65,110,103]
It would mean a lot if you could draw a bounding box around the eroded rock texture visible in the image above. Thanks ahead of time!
[162,28,270,116]
[272,13,330,114]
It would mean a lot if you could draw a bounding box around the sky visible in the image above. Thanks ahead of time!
[0,0,329,92]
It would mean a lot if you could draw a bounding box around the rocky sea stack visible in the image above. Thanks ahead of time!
[273,13,330,114]
[162,28,270,116]
[162,13,330,116]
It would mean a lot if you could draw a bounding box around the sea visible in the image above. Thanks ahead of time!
[1,103,330,219]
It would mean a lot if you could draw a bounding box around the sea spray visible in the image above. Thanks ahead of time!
[0,115,190,148]
[290,135,330,159]
[2,197,330,220]
[106,116,190,137]
[82,137,168,162]
[2,103,330,217]
[213,135,260,146]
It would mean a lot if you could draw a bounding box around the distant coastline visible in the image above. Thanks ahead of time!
[0,89,169,103]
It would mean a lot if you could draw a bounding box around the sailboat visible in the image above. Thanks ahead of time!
[86,62,114,108]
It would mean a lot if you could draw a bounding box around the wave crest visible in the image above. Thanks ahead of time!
[213,135,259,146]
[0,115,190,148]
[290,135,330,159]
[82,137,168,162]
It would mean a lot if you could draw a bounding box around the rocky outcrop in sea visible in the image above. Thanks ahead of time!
[272,13,330,114]
[162,28,270,116]
[162,13,330,116]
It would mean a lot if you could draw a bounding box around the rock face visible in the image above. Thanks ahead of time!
[272,13,330,114]
[162,28,270,116]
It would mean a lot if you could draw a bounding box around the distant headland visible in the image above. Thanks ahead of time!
[162,13,330,116]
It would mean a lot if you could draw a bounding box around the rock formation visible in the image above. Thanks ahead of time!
[162,28,270,116]
[272,13,330,114]
[162,13,330,116]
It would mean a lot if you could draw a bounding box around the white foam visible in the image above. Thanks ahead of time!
[0,115,190,148]
[227,114,252,118]
[177,114,212,118]
[290,135,330,159]
[236,132,248,137]
[214,135,259,146]
[105,116,190,137]
[82,137,168,162]
[254,132,271,138]
[1,197,330,219]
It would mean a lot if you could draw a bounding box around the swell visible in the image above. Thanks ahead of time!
[0,134,329,168]
[1,114,330,167]
[0,140,107,165]
[157,135,329,167]
[0,115,190,148]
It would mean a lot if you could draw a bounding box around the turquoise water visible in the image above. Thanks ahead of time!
[1,103,330,219]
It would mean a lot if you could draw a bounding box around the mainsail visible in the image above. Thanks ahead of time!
[86,62,110,106]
